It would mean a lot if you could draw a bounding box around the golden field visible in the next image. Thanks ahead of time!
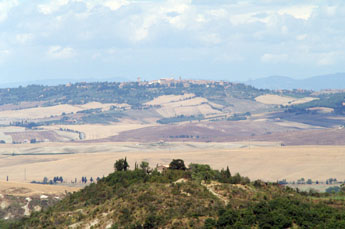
[0,142,344,184]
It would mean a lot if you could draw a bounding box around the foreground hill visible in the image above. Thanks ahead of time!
[0,181,79,223]
[6,160,345,228]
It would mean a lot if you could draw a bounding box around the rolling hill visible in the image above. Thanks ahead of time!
[0,80,344,227]
[6,160,345,228]
[0,79,342,145]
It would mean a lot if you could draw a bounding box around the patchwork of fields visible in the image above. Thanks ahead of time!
[0,83,343,197]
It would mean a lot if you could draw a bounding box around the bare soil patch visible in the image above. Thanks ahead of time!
[6,130,68,143]
[246,128,345,145]
[100,119,315,143]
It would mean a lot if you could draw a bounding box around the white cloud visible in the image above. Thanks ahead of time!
[128,0,193,42]
[38,0,129,15]
[208,9,227,18]
[107,48,117,55]
[130,14,157,42]
[278,5,317,20]
[261,53,288,63]
[227,4,317,27]
[215,52,244,63]
[0,49,9,55]
[199,33,221,45]
[0,0,18,22]
[163,0,190,14]
[230,13,260,25]
[281,25,288,34]
[103,0,129,11]
[317,52,337,66]
[16,34,34,44]
[0,49,10,63]
[38,0,69,15]
[160,0,191,29]
[47,46,75,59]
[296,34,307,41]
[325,6,337,16]
[0,0,345,80]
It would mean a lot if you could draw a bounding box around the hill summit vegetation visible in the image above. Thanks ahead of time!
[3,158,345,228]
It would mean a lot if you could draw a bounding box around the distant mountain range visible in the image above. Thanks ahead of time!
[246,73,345,91]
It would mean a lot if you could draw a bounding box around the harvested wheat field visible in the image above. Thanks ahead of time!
[255,94,317,106]
[0,102,127,121]
[145,94,223,117]
[156,103,221,118]
[145,94,195,105]
[0,142,344,183]
[44,123,157,140]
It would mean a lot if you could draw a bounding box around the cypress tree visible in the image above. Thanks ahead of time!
[226,166,231,178]
[124,157,129,171]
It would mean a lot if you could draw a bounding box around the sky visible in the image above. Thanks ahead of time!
[0,0,345,84]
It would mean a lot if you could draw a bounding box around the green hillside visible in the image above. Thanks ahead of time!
[0,81,307,107]
[289,92,345,114]
[5,159,345,228]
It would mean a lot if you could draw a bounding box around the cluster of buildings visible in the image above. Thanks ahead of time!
[133,77,231,88]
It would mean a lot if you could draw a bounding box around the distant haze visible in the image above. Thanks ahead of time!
[1,73,345,91]
[246,73,345,91]
[0,77,129,88]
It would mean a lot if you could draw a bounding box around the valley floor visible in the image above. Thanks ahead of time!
[0,141,344,183]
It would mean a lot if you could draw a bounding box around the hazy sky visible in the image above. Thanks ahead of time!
[0,0,344,83]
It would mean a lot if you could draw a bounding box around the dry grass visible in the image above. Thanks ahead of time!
[0,102,128,120]
[146,94,223,118]
[0,142,344,183]
[0,101,44,112]
[77,102,130,110]
[156,103,221,118]
[145,94,195,106]
[0,127,26,143]
[274,120,322,129]
[0,126,80,143]
[0,126,26,132]
[0,181,80,197]
[0,104,81,120]
[6,130,72,142]
[44,123,157,140]
[255,94,317,106]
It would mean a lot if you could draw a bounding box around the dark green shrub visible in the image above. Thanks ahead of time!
[203,218,216,228]
[169,159,187,170]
